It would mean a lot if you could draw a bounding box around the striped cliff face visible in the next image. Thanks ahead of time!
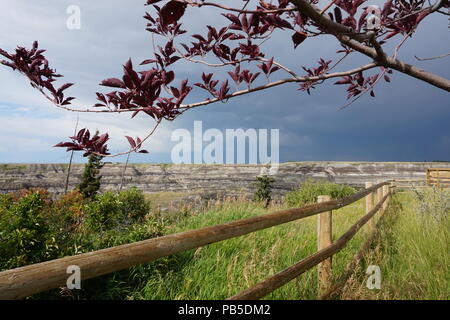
[0,162,449,198]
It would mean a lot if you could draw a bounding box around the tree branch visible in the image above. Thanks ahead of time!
[180,0,297,14]
[179,63,378,110]
[339,35,450,91]
[289,0,450,92]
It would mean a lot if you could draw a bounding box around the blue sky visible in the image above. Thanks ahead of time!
[0,0,449,164]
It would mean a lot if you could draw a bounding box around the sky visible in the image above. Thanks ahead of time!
[0,0,449,164]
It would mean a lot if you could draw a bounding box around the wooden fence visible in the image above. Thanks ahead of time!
[426,168,450,188]
[0,181,393,300]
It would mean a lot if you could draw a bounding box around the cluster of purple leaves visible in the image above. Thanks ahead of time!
[299,59,332,94]
[124,136,149,153]
[54,129,149,155]
[54,129,110,157]
[324,0,434,38]
[143,0,314,70]
[227,65,261,89]
[96,58,191,121]
[176,1,310,62]
[335,68,392,99]
[257,57,280,77]
[195,73,230,100]
[381,0,434,39]
[0,41,74,106]
[327,0,367,31]
[144,1,187,36]
[142,0,310,102]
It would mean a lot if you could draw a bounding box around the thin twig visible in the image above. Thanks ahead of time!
[320,0,339,15]
[415,52,450,61]
[64,115,79,194]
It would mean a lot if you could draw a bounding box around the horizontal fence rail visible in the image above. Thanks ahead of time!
[0,181,390,300]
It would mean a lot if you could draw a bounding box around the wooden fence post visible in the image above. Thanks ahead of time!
[382,184,389,211]
[377,180,383,200]
[317,195,332,295]
[365,182,374,231]
[377,181,384,216]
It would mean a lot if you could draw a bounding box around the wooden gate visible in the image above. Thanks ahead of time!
[426,168,450,188]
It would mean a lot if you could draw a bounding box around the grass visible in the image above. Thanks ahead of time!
[128,188,449,300]
[0,164,27,170]
[4,183,445,300]
[340,189,449,300]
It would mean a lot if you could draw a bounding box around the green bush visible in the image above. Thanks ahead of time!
[0,186,164,299]
[117,187,150,223]
[0,191,56,270]
[284,179,356,207]
[0,193,12,210]
[84,187,151,232]
[33,216,167,300]
[84,191,122,232]
[47,190,85,231]
[77,222,167,300]
[43,190,86,257]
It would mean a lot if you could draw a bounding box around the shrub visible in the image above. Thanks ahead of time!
[253,175,275,208]
[0,193,12,210]
[0,191,56,270]
[84,188,151,232]
[284,179,356,207]
[41,190,86,256]
[48,190,85,232]
[117,187,150,223]
[80,221,167,299]
[411,186,450,223]
[84,191,121,232]
[33,217,167,300]
[0,186,162,299]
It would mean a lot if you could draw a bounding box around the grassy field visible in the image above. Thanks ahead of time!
[340,190,449,300]
[125,188,449,300]
[3,183,446,300]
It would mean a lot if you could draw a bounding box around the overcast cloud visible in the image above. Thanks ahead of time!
[0,0,449,164]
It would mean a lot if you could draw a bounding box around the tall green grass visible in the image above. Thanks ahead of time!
[340,189,449,300]
[284,180,356,207]
[130,188,448,300]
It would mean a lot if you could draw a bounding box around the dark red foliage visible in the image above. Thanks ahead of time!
[54,129,110,157]
[382,0,433,39]
[334,67,392,99]
[292,31,308,48]
[257,57,280,76]
[299,59,332,94]
[159,1,187,26]
[95,58,191,121]
[0,42,74,106]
